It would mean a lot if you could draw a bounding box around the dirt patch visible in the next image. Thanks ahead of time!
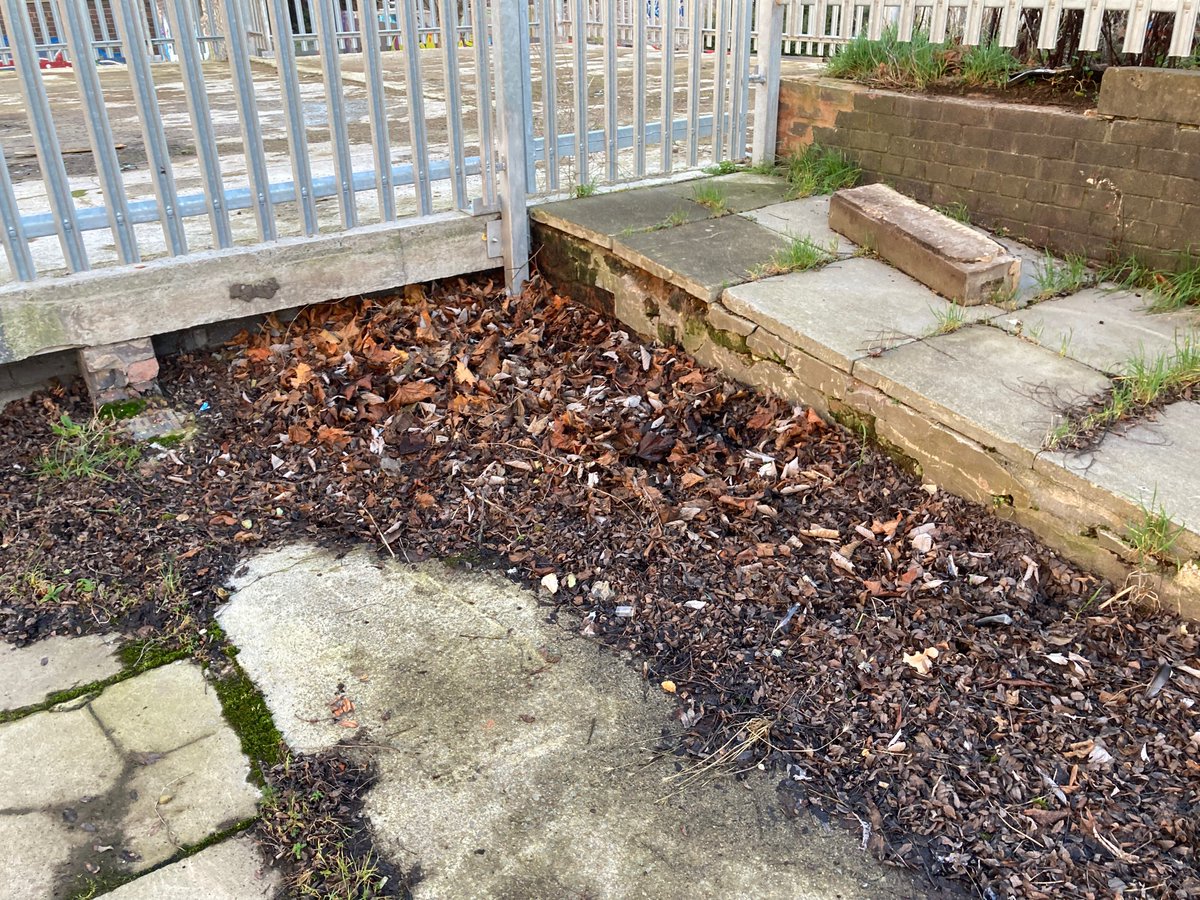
[0,277,1197,898]
[923,71,1101,110]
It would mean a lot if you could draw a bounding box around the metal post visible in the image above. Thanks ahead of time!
[314,0,358,229]
[266,0,320,234]
[360,0,395,221]
[491,0,530,294]
[751,0,783,167]
[0,142,36,281]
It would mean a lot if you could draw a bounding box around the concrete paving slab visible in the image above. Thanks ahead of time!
[0,706,123,810]
[0,812,89,900]
[992,286,1199,374]
[721,257,1001,372]
[740,195,847,249]
[0,633,123,712]
[857,325,1113,459]
[104,836,278,900]
[90,661,225,754]
[1042,401,1200,535]
[613,216,791,302]
[219,545,929,900]
[531,185,714,251]
[0,661,260,897]
[120,730,260,868]
[706,171,796,212]
[995,237,1069,309]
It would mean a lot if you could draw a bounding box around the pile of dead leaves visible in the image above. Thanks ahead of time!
[1,275,1198,898]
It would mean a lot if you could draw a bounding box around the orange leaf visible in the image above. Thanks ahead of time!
[390,381,437,406]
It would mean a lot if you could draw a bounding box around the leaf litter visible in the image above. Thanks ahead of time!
[0,276,1197,898]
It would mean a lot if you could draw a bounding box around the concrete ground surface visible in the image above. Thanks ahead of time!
[531,173,1200,617]
[0,542,930,898]
[218,544,931,900]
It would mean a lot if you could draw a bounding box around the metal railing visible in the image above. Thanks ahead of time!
[0,0,773,293]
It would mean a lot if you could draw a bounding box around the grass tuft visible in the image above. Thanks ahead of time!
[961,41,1022,87]
[36,414,140,482]
[1099,250,1200,310]
[826,27,950,90]
[780,144,861,198]
[574,181,598,198]
[691,181,729,214]
[1033,251,1092,300]
[1126,491,1184,565]
[929,303,968,335]
[754,235,838,278]
[1045,333,1200,449]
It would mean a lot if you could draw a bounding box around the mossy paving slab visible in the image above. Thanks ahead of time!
[856,325,1112,461]
[991,286,1199,374]
[740,195,847,248]
[721,257,1001,372]
[218,545,930,900]
[613,215,791,302]
[0,661,260,897]
[531,173,794,251]
[0,633,122,713]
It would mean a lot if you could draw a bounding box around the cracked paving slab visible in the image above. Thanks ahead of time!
[0,633,123,713]
[0,659,259,898]
[219,544,934,900]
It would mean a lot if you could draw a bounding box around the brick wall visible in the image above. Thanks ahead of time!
[777,77,1200,271]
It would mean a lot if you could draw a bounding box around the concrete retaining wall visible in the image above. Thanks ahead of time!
[776,70,1200,272]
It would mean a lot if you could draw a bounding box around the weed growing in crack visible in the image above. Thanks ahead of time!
[1100,250,1200,310]
[780,144,861,198]
[36,414,140,482]
[692,181,729,214]
[1126,491,1184,566]
[1033,252,1093,300]
[754,235,838,277]
[929,303,968,336]
[573,181,598,198]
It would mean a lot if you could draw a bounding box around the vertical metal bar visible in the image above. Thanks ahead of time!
[359,0,395,221]
[265,0,319,234]
[751,0,782,167]
[162,0,233,248]
[314,0,357,228]
[438,0,467,207]
[145,0,170,56]
[1168,0,1199,57]
[222,0,275,240]
[0,0,87,271]
[114,0,187,255]
[660,0,675,173]
[0,143,36,281]
[401,0,431,214]
[712,0,729,161]
[96,0,116,50]
[572,0,588,185]
[686,0,701,167]
[735,0,752,158]
[30,0,50,47]
[632,0,645,176]
[56,0,140,262]
[470,0,494,208]
[539,0,558,191]
[603,0,618,181]
[491,0,529,293]
[727,0,745,158]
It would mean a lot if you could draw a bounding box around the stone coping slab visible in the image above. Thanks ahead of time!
[721,257,1001,372]
[613,215,791,303]
[856,325,1112,460]
[1098,66,1200,127]
[531,173,794,252]
[992,286,1199,374]
[0,633,122,712]
[105,835,278,899]
[830,184,1020,305]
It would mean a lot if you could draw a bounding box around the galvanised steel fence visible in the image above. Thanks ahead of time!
[0,0,781,293]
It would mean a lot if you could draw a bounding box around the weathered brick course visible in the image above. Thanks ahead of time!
[776,77,1197,270]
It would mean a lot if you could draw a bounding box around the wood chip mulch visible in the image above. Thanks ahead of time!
[1,276,1197,899]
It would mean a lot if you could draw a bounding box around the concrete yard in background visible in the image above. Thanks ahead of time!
[219,544,931,900]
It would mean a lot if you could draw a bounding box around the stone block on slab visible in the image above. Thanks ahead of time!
[829,183,1020,305]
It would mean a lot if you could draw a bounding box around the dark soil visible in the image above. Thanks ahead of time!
[923,71,1101,110]
[1,276,1197,899]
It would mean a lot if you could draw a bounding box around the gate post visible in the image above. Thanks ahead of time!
[491,0,531,294]
[751,0,785,167]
